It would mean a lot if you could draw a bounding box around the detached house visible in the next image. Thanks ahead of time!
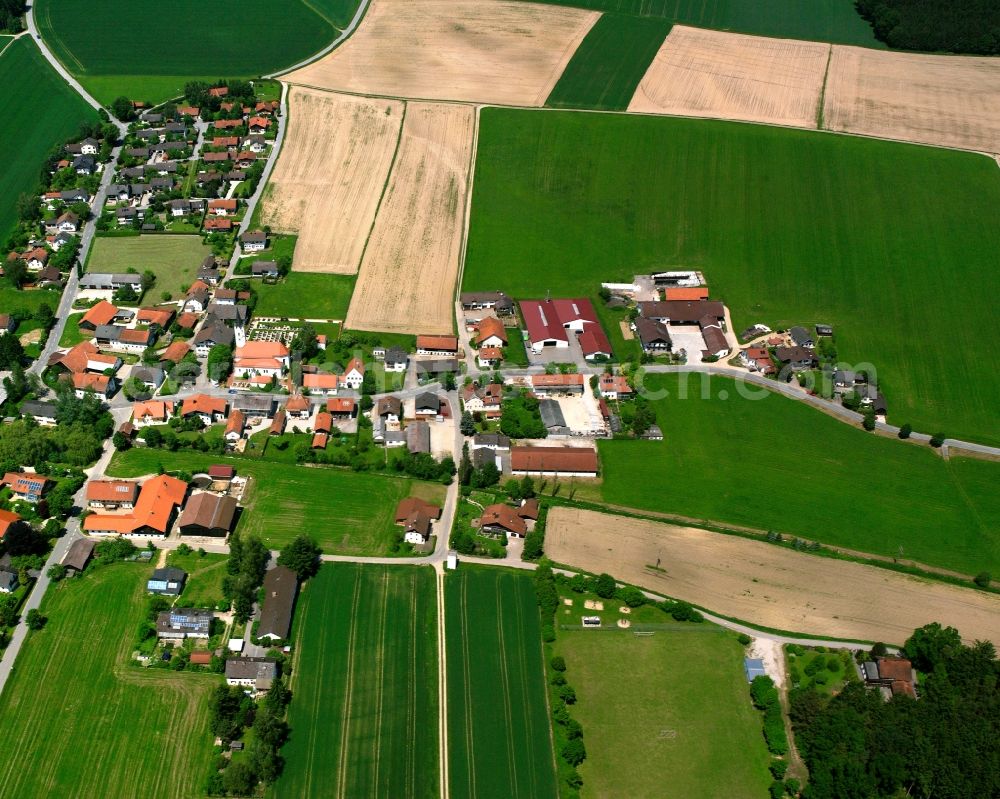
[181,394,228,426]
[132,399,174,428]
[394,497,442,545]
[462,382,502,418]
[240,231,267,252]
[86,480,140,510]
[599,374,632,400]
[342,358,365,390]
[474,317,507,349]
[0,472,50,503]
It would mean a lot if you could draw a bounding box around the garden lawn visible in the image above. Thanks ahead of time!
[0,38,97,242]
[254,272,355,321]
[275,563,438,798]
[106,448,446,555]
[87,235,211,299]
[446,567,557,798]
[59,312,86,347]
[0,286,63,316]
[463,109,1000,445]
[515,0,881,45]
[554,626,772,798]
[597,374,1000,575]
[0,563,217,797]
[166,549,228,607]
[546,14,671,110]
[34,0,341,105]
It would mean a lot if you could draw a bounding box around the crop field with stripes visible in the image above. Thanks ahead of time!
[275,563,438,798]
[446,568,557,798]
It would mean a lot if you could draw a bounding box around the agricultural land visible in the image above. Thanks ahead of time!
[509,0,882,46]
[87,235,212,298]
[587,373,1000,575]
[277,563,438,798]
[462,109,1000,445]
[822,45,1000,152]
[345,102,474,335]
[555,627,773,797]
[545,14,672,111]
[446,567,557,798]
[106,448,446,556]
[628,26,830,128]
[285,0,599,106]
[546,507,1000,645]
[0,37,96,241]
[33,0,348,104]
[260,88,404,275]
[0,564,216,797]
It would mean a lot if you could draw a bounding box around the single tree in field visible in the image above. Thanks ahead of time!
[594,573,616,599]
[276,535,321,581]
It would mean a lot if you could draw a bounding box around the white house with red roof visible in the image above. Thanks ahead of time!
[342,358,365,390]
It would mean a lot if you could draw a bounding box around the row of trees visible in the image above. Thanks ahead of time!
[223,532,270,623]
[791,623,999,798]
[856,0,1000,55]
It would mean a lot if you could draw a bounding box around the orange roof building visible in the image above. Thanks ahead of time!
[416,335,459,354]
[311,432,329,449]
[664,286,710,301]
[0,509,21,539]
[49,341,120,375]
[137,307,175,328]
[314,412,333,434]
[511,446,599,476]
[83,474,188,537]
[79,300,119,330]
[475,316,507,346]
[159,340,189,364]
[133,400,174,425]
[203,218,232,231]
[181,394,228,419]
[224,410,245,438]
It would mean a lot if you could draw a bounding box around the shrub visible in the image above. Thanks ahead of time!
[738,633,753,646]
[929,432,946,447]
[561,738,586,767]
[827,655,841,672]
[551,655,566,672]
[898,423,912,439]
[46,563,67,581]
[594,573,616,599]
[973,571,991,588]
[770,759,788,780]
[558,684,576,704]
[541,625,555,643]
[784,778,800,795]
[769,780,785,799]
[26,609,46,630]
[620,585,646,608]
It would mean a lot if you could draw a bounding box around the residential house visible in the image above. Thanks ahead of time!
[83,474,188,537]
[159,340,190,368]
[342,358,365,390]
[48,341,121,377]
[179,492,238,537]
[224,410,246,442]
[147,568,187,596]
[0,472,50,504]
[35,264,64,287]
[383,346,409,372]
[774,346,818,370]
[477,347,502,369]
[303,372,339,397]
[326,398,356,419]
[258,566,299,641]
[510,446,599,477]
[232,394,275,419]
[479,503,535,539]
[599,374,632,400]
[72,372,116,399]
[285,393,310,419]
[520,298,612,360]
[193,322,234,358]
[638,300,725,325]
[226,658,278,693]
[86,480,140,510]
[181,394,228,426]
[394,497,442,545]
[203,218,232,232]
[416,335,459,356]
[208,199,237,216]
[415,359,459,380]
[20,400,58,426]
[740,346,775,375]
[462,382,502,418]
[251,260,278,278]
[700,316,730,359]
[240,231,267,252]
[460,291,514,315]
[137,307,175,329]
[471,432,510,451]
[132,399,174,428]
[131,366,165,391]
[78,300,119,332]
[0,510,21,541]
[474,316,507,348]
[156,608,213,639]
[248,117,270,134]
[415,392,441,417]
[78,272,142,293]
[789,326,815,348]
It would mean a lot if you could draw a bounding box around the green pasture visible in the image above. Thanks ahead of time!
[0,286,63,316]
[88,235,211,298]
[463,109,1000,445]
[254,272,355,321]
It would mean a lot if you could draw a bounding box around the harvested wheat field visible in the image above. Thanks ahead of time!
[823,46,1000,152]
[546,507,1000,645]
[284,0,598,106]
[345,102,475,335]
[629,25,829,128]
[261,88,403,274]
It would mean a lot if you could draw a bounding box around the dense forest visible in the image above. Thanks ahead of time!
[0,0,23,33]
[791,623,1000,799]
[856,0,1000,54]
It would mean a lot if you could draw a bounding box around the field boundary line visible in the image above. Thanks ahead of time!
[264,0,373,79]
[436,568,449,799]
[335,566,363,797]
[454,104,481,323]
[816,44,833,129]
[512,578,540,790]
[411,571,422,797]
[370,568,390,793]
[352,99,408,277]
[458,576,477,799]
[494,576,520,798]
[290,584,320,798]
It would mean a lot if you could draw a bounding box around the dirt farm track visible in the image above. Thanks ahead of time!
[285,0,598,107]
[546,508,1000,645]
[261,88,403,274]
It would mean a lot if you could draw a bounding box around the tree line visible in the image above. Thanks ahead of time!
[856,0,1000,55]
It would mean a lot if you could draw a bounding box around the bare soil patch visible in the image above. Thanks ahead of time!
[546,507,1000,645]
[823,46,1000,153]
[285,0,599,106]
[261,88,403,274]
[345,102,475,334]
[629,26,828,128]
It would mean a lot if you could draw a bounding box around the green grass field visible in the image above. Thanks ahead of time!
[0,38,97,242]
[0,286,63,316]
[517,0,880,45]
[546,14,671,110]
[446,568,557,798]
[592,374,1000,575]
[88,235,211,298]
[0,563,217,797]
[34,0,344,104]
[276,563,438,798]
[253,272,355,321]
[555,627,772,798]
[107,448,446,555]
[166,549,228,607]
[463,109,1000,445]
